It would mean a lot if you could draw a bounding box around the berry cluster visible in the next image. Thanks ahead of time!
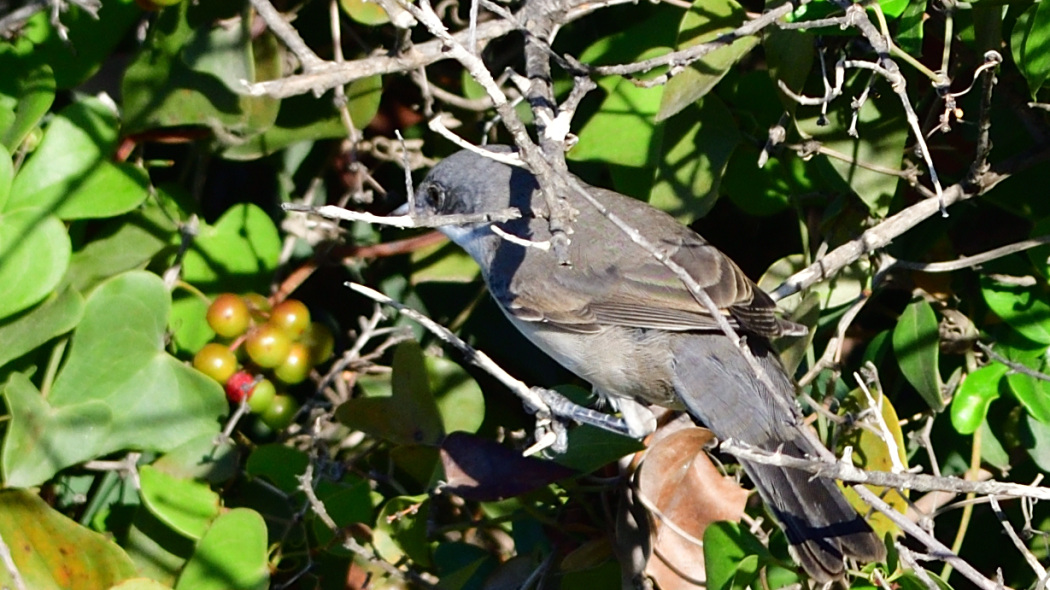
[192,294,334,431]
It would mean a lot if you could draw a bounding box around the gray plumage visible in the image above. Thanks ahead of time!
[411,146,885,582]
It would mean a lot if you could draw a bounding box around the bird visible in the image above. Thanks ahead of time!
[405,145,886,582]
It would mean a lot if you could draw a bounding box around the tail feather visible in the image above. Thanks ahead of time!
[741,440,886,582]
[669,333,885,581]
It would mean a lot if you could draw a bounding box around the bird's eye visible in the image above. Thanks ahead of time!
[423,184,444,211]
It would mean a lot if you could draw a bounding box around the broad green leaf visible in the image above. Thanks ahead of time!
[796,90,908,216]
[892,299,944,411]
[244,443,310,494]
[571,8,679,168]
[122,508,195,587]
[951,364,1007,434]
[1017,1,1050,96]
[896,0,927,56]
[657,0,758,121]
[703,522,770,590]
[0,143,10,209]
[15,0,140,89]
[0,489,137,589]
[67,202,179,293]
[111,579,175,590]
[429,356,485,435]
[181,203,281,289]
[410,240,481,284]
[981,277,1050,345]
[1007,372,1050,424]
[340,0,390,25]
[151,434,239,484]
[0,208,70,320]
[764,29,814,113]
[0,62,55,152]
[139,465,221,541]
[1,271,227,488]
[336,340,445,446]
[221,75,383,160]
[310,478,376,554]
[759,254,868,310]
[374,495,432,567]
[0,286,84,369]
[572,50,667,167]
[174,509,269,590]
[839,388,908,540]
[122,2,279,137]
[554,423,646,473]
[649,96,740,221]
[6,97,149,220]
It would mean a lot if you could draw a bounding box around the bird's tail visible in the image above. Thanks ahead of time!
[740,438,886,582]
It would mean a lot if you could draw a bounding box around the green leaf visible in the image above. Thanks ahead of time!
[1006,372,1050,424]
[0,62,55,152]
[0,286,84,369]
[7,97,149,220]
[571,52,666,167]
[151,434,239,484]
[703,521,770,590]
[15,0,140,89]
[429,356,485,435]
[221,75,383,160]
[181,203,281,289]
[764,28,814,114]
[981,277,1050,345]
[244,443,310,494]
[1014,1,1050,96]
[340,0,391,25]
[0,489,137,590]
[374,495,432,568]
[649,96,740,221]
[657,0,758,121]
[554,422,645,473]
[951,364,1007,434]
[336,340,445,446]
[174,509,269,590]
[310,478,376,554]
[67,201,179,293]
[0,143,10,209]
[1,271,227,488]
[122,2,279,137]
[892,298,944,411]
[838,388,908,540]
[796,89,908,216]
[896,0,927,56]
[0,208,71,321]
[139,465,222,541]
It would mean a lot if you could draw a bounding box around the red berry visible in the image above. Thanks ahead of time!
[207,294,251,338]
[193,343,238,383]
[269,300,311,339]
[245,324,292,368]
[225,371,256,403]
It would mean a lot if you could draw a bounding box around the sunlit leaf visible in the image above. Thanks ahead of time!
[892,298,944,411]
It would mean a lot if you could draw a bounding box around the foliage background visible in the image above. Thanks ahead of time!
[1,0,1050,587]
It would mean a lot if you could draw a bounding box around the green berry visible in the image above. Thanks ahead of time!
[269,300,311,339]
[302,322,335,365]
[261,394,300,430]
[207,294,251,338]
[274,343,311,385]
[247,379,277,413]
[193,343,238,383]
[245,324,292,368]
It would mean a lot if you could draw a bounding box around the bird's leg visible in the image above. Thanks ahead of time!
[530,386,635,438]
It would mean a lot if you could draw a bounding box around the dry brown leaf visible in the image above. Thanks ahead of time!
[638,427,749,589]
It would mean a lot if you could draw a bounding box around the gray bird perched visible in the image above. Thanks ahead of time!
[407,146,886,582]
